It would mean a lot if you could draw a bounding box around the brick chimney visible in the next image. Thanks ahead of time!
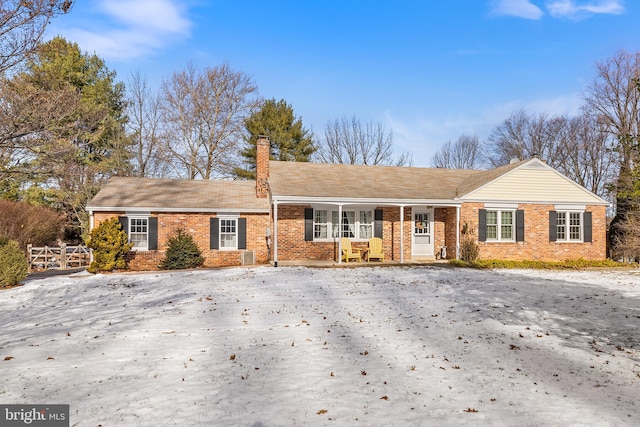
[256,135,270,198]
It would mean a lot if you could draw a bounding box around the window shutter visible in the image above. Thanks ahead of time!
[210,218,219,250]
[238,218,247,249]
[549,211,557,242]
[478,209,487,242]
[304,208,314,241]
[583,211,592,243]
[118,216,128,234]
[516,210,525,242]
[374,209,383,238]
[148,217,158,250]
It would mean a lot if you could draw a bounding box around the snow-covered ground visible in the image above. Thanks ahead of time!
[1,265,639,426]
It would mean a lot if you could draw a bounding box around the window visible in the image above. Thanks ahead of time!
[556,212,582,242]
[359,210,373,239]
[485,210,514,241]
[314,210,328,239]
[129,217,148,250]
[310,208,375,240]
[220,218,238,249]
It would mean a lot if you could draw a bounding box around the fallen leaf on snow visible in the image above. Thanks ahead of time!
[317,409,327,415]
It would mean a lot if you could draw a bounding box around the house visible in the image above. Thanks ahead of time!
[87,136,609,269]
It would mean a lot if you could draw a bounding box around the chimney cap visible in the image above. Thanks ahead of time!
[257,135,270,141]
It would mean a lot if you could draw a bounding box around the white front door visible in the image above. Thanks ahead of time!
[412,207,434,257]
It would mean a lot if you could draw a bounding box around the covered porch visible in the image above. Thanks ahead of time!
[270,198,462,267]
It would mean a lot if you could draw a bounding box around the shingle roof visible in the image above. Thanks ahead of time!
[87,177,270,212]
[268,161,493,200]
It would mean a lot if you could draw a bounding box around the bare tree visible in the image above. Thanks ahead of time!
[430,134,483,169]
[126,70,169,177]
[484,109,615,199]
[0,0,74,74]
[485,110,561,167]
[584,50,640,252]
[159,63,260,179]
[316,115,412,166]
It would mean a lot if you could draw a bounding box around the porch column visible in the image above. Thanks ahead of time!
[273,202,278,267]
[456,205,461,260]
[400,205,404,264]
[338,205,343,263]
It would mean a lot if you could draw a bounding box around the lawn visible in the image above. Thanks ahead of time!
[1,266,639,426]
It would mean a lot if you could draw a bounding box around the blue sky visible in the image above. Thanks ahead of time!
[48,0,636,166]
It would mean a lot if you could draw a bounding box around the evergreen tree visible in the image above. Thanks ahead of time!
[1,36,130,239]
[160,229,204,270]
[86,218,133,273]
[235,98,315,179]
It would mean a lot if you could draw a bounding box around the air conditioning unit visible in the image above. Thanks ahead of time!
[241,250,255,265]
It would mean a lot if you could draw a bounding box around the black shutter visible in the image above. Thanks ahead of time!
[583,211,592,243]
[210,218,219,249]
[374,209,383,238]
[304,208,314,241]
[238,218,247,249]
[478,209,487,242]
[118,216,128,234]
[516,210,525,242]
[549,211,557,242]
[148,217,158,250]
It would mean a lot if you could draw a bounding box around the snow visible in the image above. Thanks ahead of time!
[1,265,639,426]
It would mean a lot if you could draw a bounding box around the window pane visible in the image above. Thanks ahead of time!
[220,219,237,248]
[360,210,373,239]
[557,213,566,241]
[331,211,339,238]
[314,210,327,239]
[342,211,355,237]
[501,211,513,240]
[486,211,497,240]
[130,218,148,249]
[569,212,581,240]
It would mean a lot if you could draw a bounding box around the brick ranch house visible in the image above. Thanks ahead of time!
[87,136,609,270]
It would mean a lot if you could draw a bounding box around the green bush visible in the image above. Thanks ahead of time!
[0,239,29,287]
[86,218,133,273]
[160,229,204,270]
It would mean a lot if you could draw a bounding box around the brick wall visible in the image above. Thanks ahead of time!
[459,202,606,261]
[93,211,270,270]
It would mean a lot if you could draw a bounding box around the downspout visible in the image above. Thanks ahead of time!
[456,206,461,259]
[273,201,278,267]
[338,204,343,263]
[400,205,404,264]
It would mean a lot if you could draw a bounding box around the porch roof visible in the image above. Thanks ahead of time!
[267,160,525,201]
[87,177,270,212]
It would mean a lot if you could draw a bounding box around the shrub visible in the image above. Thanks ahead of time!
[86,218,133,273]
[0,200,65,249]
[0,239,29,287]
[450,258,625,269]
[160,229,204,270]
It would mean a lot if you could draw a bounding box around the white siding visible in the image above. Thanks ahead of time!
[461,168,606,204]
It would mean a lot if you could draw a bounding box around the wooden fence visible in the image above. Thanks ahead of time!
[27,244,91,271]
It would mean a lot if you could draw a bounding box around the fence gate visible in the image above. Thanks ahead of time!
[27,244,91,271]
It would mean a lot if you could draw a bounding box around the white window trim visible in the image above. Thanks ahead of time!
[312,207,374,242]
[555,211,584,243]
[128,215,149,251]
[218,214,239,250]
[486,209,516,242]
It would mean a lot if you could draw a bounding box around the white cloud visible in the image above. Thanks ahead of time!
[51,0,192,61]
[546,0,624,19]
[490,0,545,19]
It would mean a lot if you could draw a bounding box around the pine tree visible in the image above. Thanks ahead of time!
[235,99,315,179]
[160,229,204,270]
